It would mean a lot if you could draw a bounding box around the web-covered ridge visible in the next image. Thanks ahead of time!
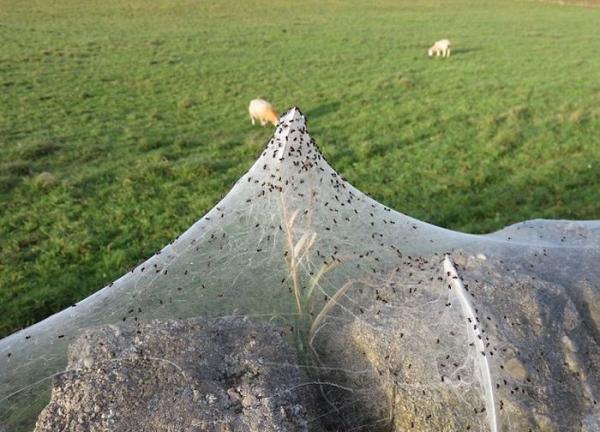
[1,108,599,431]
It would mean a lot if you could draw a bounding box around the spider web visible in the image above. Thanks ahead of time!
[1,108,599,431]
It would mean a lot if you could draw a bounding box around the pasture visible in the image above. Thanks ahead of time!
[1,0,599,337]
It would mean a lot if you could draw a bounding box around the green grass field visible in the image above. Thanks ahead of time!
[1,0,599,338]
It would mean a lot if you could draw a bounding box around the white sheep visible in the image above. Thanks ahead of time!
[428,39,452,58]
[248,99,279,127]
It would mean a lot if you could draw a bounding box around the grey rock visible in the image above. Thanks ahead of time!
[311,253,600,432]
[34,317,316,432]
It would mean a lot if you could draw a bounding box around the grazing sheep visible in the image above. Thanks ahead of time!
[428,39,452,57]
[249,99,279,127]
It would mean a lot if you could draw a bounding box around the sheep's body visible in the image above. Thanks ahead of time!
[428,39,452,57]
[249,99,279,127]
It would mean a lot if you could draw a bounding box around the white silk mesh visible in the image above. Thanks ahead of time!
[1,108,599,431]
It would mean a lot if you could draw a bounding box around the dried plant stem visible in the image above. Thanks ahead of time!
[281,195,303,315]
[306,260,339,303]
[308,280,353,352]
[280,196,352,360]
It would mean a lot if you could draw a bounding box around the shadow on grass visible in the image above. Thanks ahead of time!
[306,101,341,120]
[450,47,482,56]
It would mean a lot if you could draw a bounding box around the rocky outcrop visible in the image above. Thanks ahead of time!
[34,317,315,432]
[311,253,600,432]
[33,254,600,432]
